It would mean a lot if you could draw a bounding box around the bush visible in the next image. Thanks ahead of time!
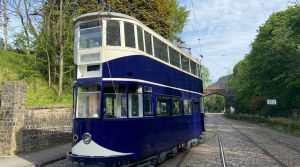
[225,113,300,136]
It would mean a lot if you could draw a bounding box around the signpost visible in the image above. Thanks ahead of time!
[265,99,277,119]
[267,99,277,105]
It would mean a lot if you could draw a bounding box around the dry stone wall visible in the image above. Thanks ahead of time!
[0,82,72,155]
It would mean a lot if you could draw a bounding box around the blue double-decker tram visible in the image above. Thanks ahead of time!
[68,12,205,166]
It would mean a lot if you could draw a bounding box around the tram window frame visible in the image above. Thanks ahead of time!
[190,61,197,76]
[169,47,180,68]
[144,94,153,116]
[103,84,127,119]
[144,31,153,55]
[156,95,171,117]
[153,37,168,62]
[124,22,136,48]
[106,20,121,46]
[181,54,190,73]
[79,21,102,49]
[137,26,144,51]
[128,84,143,118]
[172,97,182,116]
[183,99,192,115]
[193,100,200,114]
[76,85,101,118]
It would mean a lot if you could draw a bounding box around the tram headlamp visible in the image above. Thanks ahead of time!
[82,133,91,144]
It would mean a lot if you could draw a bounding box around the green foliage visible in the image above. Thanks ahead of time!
[229,5,300,117]
[0,50,72,106]
[201,65,211,88]
[204,95,225,112]
[225,113,300,136]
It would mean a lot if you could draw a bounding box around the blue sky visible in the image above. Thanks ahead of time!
[179,0,291,82]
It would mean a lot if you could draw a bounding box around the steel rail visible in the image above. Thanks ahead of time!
[219,116,287,167]
[213,120,227,167]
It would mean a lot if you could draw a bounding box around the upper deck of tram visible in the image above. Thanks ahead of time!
[73,12,202,79]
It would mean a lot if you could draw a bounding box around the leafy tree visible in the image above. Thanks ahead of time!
[229,5,300,117]
[204,95,225,112]
[201,65,211,88]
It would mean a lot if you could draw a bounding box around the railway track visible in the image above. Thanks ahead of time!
[213,120,227,167]
[218,116,287,167]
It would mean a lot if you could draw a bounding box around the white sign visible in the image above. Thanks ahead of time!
[267,99,277,105]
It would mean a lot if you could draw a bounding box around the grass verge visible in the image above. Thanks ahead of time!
[225,113,300,137]
[0,50,72,106]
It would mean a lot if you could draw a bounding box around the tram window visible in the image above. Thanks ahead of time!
[128,84,143,118]
[157,95,170,117]
[169,47,180,68]
[76,85,101,118]
[144,94,153,116]
[154,37,168,62]
[183,99,191,115]
[103,84,127,118]
[193,100,200,114]
[190,61,197,75]
[124,22,136,48]
[144,86,152,92]
[145,31,152,55]
[172,97,182,116]
[87,65,100,72]
[181,54,190,72]
[106,20,121,46]
[79,21,102,49]
[196,65,200,77]
[198,65,202,78]
[137,26,144,51]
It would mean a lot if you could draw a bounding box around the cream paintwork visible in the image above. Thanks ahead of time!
[72,140,133,157]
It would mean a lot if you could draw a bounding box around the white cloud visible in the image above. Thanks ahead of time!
[179,0,288,82]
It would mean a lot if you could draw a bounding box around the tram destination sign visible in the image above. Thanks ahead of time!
[267,99,277,105]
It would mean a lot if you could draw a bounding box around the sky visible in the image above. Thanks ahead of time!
[179,0,292,82]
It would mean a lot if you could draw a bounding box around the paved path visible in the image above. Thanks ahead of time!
[45,113,300,167]
[0,143,71,167]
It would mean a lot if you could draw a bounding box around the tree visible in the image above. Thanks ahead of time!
[201,65,211,88]
[229,5,300,117]
[0,0,9,50]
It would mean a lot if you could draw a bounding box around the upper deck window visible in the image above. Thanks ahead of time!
[154,37,168,62]
[190,61,197,75]
[79,21,102,49]
[137,26,144,51]
[106,20,121,46]
[169,47,180,68]
[145,31,152,55]
[124,22,136,48]
[181,54,190,72]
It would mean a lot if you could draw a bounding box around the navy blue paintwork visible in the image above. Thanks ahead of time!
[73,114,204,161]
[70,55,205,163]
[102,55,203,94]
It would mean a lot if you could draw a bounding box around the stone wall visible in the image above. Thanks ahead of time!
[0,82,72,155]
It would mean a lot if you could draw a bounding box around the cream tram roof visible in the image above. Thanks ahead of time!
[74,12,200,65]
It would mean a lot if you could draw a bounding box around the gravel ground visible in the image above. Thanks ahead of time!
[45,113,300,167]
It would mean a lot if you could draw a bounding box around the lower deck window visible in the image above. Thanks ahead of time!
[157,95,170,116]
[184,99,191,115]
[128,84,143,118]
[193,100,200,114]
[172,97,182,116]
[104,84,127,118]
[76,85,101,118]
[144,94,153,116]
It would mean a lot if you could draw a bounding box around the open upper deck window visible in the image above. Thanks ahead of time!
[106,20,121,46]
[79,21,102,49]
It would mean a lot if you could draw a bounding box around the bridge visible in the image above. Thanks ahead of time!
[203,88,225,96]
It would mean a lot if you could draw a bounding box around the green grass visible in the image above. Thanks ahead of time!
[0,50,72,106]
[225,113,300,136]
